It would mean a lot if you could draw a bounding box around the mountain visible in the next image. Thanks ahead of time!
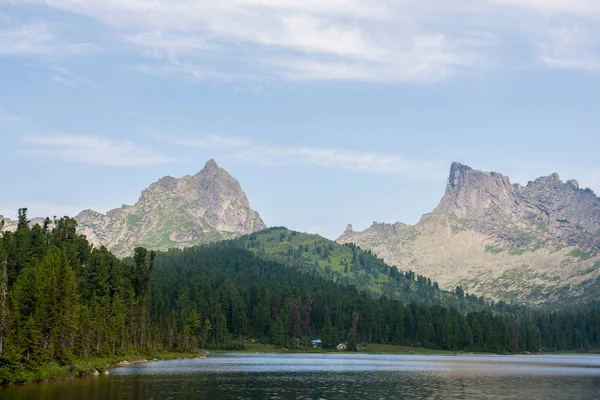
[2,160,266,256]
[76,159,266,256]
[338,162,600,305]
[437,162,600,250]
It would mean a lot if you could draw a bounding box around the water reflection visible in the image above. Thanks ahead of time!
[3,354,600,399]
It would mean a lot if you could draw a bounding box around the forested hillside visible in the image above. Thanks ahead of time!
[1,210,600,384]
[228,227,486,310]
[152,243,600,354]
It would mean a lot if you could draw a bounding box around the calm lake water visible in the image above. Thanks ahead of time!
[3,354,600,399]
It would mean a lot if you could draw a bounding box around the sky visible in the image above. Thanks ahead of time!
[1,0,600,240]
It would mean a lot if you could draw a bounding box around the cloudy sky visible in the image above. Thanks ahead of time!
[1,0,599,239]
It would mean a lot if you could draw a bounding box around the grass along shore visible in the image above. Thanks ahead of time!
[207,343,600,355]
[208,342,480,355]
[0,351,204,385]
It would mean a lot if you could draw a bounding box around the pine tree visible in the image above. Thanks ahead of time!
[187,309,201,350]
[55,253,78,360]
[21,314,42,362]
[271,316,287,348]
[0,260,7,356]
[199,318,212,349]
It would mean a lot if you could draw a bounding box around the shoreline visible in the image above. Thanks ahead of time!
[3,345,598,387]
[0,352,206,387]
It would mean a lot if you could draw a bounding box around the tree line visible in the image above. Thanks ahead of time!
[1,210,600,383]
[149,243,600,353]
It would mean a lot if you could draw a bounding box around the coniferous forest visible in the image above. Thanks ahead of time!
[1,209,600,384]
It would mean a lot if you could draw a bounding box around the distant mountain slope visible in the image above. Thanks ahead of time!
[338,163,600,305]
[2,160,266,257]
[228,227,489,311]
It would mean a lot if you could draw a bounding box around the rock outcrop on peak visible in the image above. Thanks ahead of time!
[338,162,600,305]
[76,159,266,256]
[435,162,600,251]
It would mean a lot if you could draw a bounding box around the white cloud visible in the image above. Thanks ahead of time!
[4,0,479,82]
[0,19,97,58]
[5,0,600,80]
[541,57,600,71]
[125,31,216,58]
[0,20,54,56]
[232,144,446,179]
[0,109,24,123]
[151,133,251,148]
[130,60,233,82]
[158,132,446,179]
[268,33,468,82]
[536,25,600,71]
[52,66,99,86]
[486,0,600,15]
[21,134,172,167]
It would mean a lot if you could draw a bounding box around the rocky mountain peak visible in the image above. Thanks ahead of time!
[337,162,600,304]
[529,173,562,188]
[75,159,266,256]
[447,162,472,189]
[203,159,219,170]
[436,162,514,219]
[433,163,600,250]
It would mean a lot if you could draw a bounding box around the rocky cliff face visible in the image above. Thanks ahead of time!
[76,159,266,256]
[338,162,600,305]
[2,160,266,256]
[436,162,600,250]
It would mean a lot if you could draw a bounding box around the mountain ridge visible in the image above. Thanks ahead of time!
[435,162,600,250]
[338,162,600,305]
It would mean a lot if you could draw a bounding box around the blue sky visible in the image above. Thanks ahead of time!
[1,0,600,239]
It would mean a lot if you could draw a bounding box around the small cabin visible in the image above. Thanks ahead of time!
[336,343,347,351]
[311,339,322,348]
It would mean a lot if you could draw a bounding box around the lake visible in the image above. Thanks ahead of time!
[2,354,600,399]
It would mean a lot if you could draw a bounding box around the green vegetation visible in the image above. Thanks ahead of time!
[507,244,542,256]
[500,265,539,283]
[485,245,504,254]
[229,227,484,311]
[535,223,551,234]
[450,224,464,234]
[1,352,202,384]
[550,245,565,254]
[2,213,600,385]
[509,248,528,255]
[568,248,591,261]
[126,214,143,228]
[207,342,471,355]
[363,343,470,355]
